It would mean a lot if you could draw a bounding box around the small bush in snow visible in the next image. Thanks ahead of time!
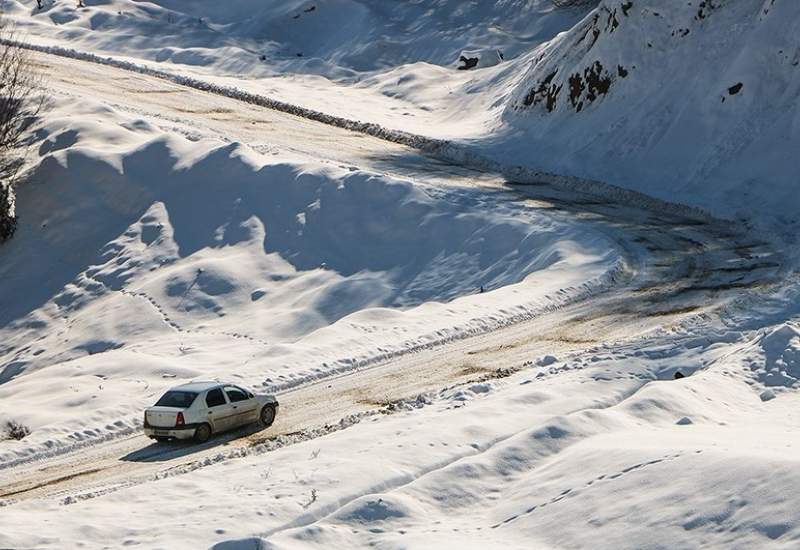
[4,419,31,440]
[302,488,318,509]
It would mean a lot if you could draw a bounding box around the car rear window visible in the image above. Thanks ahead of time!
[155,391,198,408]
[206,388,226,407]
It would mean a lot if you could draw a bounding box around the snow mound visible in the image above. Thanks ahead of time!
[3,133,582,336]
[751,324,800,388]
[333,494,416,524]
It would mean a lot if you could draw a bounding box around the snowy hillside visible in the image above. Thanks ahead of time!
[2,0,588,76]
[1,2,800,549]
[498,0,800,237]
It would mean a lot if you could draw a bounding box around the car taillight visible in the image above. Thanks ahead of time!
[175,411,185,427]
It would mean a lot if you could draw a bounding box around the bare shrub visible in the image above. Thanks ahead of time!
[0,20,44,242]
[4,419,31,440]
[302,488,318,509]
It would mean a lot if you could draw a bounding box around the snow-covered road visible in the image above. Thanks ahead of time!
[30,52,442,180]
[0,51,784,512]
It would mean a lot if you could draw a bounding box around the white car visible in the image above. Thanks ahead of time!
[143,381,279,443]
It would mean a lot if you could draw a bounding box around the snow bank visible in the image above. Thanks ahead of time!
[735,323,800,391]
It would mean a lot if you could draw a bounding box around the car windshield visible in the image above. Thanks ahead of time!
[155,391,198,408]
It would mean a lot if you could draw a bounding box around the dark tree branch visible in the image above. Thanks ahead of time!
[0,20,44,242]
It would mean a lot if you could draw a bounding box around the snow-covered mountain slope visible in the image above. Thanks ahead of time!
[496,0,800,238]
[2,3,800,549]
[0,0,585,140]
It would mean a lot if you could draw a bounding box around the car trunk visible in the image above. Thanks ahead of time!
[145,406,184,428]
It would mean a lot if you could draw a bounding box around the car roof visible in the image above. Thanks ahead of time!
[170,381,224,393]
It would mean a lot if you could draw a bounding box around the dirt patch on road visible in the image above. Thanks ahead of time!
[458,363,492,376]
[0,467,104,499]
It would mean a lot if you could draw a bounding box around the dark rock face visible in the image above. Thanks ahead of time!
[458,56,479,70]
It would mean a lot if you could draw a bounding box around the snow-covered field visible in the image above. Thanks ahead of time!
[1,1,799,549]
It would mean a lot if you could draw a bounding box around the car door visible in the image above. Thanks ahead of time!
[224,386,258,428]
[204,387,236,432]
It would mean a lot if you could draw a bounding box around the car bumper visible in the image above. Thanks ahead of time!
[144,425,198,440]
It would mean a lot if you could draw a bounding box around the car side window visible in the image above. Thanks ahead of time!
[234,385,254,399]
[206,388,226,408]
[225,387,248,403]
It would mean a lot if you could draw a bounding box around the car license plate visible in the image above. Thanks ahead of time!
[154,430,170,436]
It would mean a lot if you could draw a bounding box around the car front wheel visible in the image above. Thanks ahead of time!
[260,405,276,428]
[194,423,212,443]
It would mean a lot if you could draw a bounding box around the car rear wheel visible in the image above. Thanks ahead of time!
[260,405,276,428]
[194,423,212,443]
